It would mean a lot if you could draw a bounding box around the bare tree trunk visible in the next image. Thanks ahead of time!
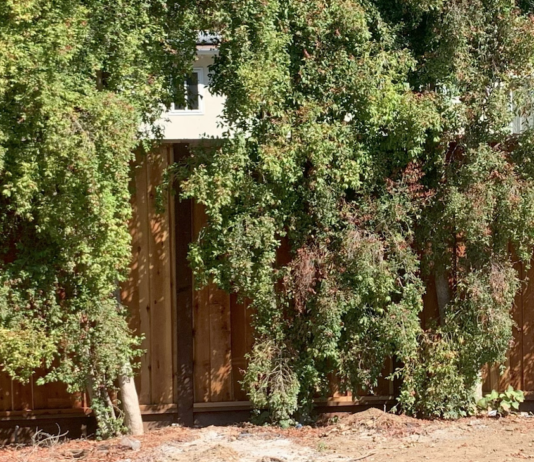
[113,284,143,435]
[119,363,144,435]
[85,374,95,408]
[86,368,143,436]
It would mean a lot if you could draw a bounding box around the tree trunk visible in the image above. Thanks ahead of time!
[113,284,143,435]
[119,363,144,435]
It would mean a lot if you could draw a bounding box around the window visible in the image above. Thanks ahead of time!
[171,69,203,114]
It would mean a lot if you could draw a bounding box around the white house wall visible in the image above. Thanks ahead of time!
[160,52,225,141]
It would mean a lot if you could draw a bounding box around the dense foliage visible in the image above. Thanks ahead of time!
[181,0,534,422]
[0,0,196,435]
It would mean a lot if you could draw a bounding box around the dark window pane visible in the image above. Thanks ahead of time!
[174,72,200,110]
[186,72,199,110]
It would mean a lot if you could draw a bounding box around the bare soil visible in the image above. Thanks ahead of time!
[2,409,534,462]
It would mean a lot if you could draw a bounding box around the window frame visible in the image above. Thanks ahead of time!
[169,68,204,115]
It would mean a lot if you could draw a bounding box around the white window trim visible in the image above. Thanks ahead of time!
[168,67,204,116]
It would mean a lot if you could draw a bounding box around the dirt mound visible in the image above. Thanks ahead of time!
[190,444,239,462]
[320,408,424,437]
[343,408,418,428]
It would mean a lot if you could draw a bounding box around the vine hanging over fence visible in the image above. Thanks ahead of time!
[0,0,197,436]
[180,0,534,422]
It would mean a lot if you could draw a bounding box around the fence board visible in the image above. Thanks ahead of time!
[12,381,32,411]
[489,364,501,393]
[509,258,524,390]
[0,375,12,412]
[193,206,211,403]
[33,379,72,410]
[209,287,232,402]
[194,286,211,402]
[173,143,194,425]
[523,262,534,392]
[375,359,393,396]
[132,152,152,404]
[148,147,174,405]
[230,295,249,401]
[245,301,255,358]
[167,146,178,407]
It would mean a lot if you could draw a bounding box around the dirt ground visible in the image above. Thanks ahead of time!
[2,408,534,462]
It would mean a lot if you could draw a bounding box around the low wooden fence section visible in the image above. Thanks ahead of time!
[2,143,534,440]
[482,261,534,396]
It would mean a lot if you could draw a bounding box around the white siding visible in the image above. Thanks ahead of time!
[159,52,225,141]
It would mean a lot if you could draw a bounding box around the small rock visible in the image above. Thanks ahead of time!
[238,431,253,440]
[160,443,182,455]
[119,437,142,451]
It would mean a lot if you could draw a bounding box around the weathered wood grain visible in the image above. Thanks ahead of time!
[147,146,174,404]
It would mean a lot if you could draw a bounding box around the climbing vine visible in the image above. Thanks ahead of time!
[0,0,197,436]
[181,0,534,422]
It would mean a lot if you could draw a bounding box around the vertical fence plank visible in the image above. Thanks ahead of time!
[0,374,12,412]
[148,147,174,405]
[508,258,524,390]
[245,301,255,361]
[133,152,152,404]
[168,146,178,408]
[209,287,232,402]
[12,380,32,411]
[193,204,211,402]
[499,356,511,393]
[489,364,500,393]
[482,364,491,394]
[523,260,534,393]
[121,152,150,404]
[375,359,393,396]
[174,143,195,424]
[194,285,211,402]
[231,295,249,401]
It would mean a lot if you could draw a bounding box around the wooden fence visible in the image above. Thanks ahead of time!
[482,261,534,396]
[2,143,534,440]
